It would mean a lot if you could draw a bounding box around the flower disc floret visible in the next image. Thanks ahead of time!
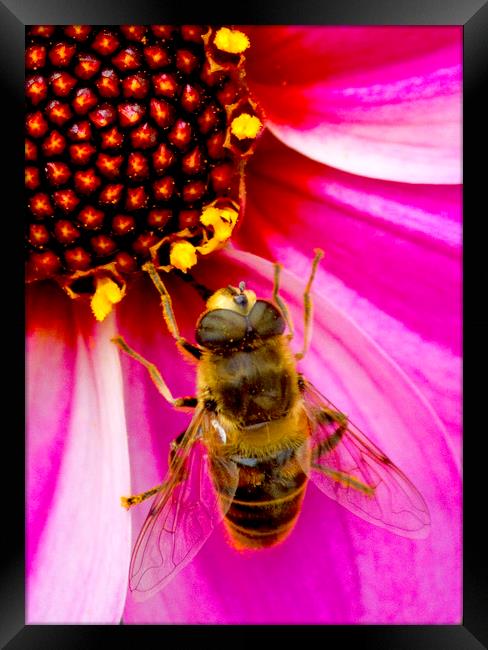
[25,24,262,318]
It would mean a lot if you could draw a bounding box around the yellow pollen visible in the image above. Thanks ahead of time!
[200,205,238,240]
[169,240,198,273]
[230,113,262,140]
[197,205,239,256]
[91,276,123,321]
[214,27,250,55]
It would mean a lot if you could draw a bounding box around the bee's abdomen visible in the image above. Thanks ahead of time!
[212,446,308,549]
[225,483,307,549]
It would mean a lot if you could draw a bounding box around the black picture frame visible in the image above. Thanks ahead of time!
[3,0,485,647]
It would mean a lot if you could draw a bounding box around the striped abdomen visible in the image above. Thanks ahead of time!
[211,443,309,549]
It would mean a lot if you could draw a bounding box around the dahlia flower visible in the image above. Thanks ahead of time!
[26,25,461,624]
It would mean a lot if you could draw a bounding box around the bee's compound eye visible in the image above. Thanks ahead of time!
[247,300,285,337]
[196,309,247,349]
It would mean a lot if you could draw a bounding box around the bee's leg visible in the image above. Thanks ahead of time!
[312,408,348,458]
[310,408,374,495]
[295,248,324,360]
[143,261,202,361]
[121,481,169,509]
[272,262,294,339]
[169,430,187,467]
[174,269,214,301]
[310,464,375,496]
[112,336,197,410]
[121,431,188,509]
[296,375,347,453]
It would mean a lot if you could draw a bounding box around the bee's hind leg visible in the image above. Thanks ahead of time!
[121,430,188,509]
[312,408,348,458]
[121,480,169,509]
[311,464,375,496]
[295,248,324,361]
[309,409,374,495]
[112,336,197,410]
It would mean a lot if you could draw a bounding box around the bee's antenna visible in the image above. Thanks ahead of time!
[229,281,248,306]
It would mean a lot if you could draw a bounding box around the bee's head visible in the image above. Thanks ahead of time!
[196,282,285,350]
[205,281,256,315]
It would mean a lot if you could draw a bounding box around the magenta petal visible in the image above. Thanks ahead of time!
[239,132,461,355]
[238,134,461,447]
[27,284,132,623]
[246,26,462,183]
[118,249,460,623]
[246,27,460,86]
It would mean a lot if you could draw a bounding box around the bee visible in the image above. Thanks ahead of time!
[113,251,430,600]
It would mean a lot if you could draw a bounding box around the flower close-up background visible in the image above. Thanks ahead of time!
[26,25,462,624]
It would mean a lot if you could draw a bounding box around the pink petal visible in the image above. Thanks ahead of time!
[238,133,461,447]
[246,27,459,86]
[27,283,132,623]
[246,26,462,184]
[239,131,461,354]
[117,249,460,623]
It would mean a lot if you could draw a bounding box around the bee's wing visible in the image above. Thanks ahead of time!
[300,379,431,539]
[129,408,239,599]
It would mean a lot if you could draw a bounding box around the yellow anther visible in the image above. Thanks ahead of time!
[230,113,262,140]
[214,27,250,55]
[200,205,238,239]
[169,240,198,272]
[91,276,123,322]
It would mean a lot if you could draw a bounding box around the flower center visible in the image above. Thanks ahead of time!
[25,25,263,316]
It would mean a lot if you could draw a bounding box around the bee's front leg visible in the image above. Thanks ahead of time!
[295,248,324,360]
[272,261,294,340]
[143,262,202,360]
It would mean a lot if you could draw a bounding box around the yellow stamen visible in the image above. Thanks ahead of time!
[91,276,123,321]
[169,240,198,272]
[198,205,239,255]
[230,113,262,140]
[214,27,250,55]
